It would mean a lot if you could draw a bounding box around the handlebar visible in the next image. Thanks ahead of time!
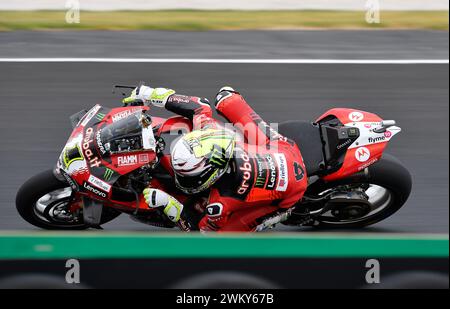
[123,99,145,107]
[112,83,147,107]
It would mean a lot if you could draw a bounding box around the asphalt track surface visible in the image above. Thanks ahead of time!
[0,31,448,233]
[0,30,448,59]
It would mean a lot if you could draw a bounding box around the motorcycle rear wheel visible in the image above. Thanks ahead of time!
[299,154,412,229]
[16,169,120,230]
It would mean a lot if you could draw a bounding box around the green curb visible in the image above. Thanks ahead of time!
[0,233,448,260]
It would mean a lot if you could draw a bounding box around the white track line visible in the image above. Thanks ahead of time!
[0,58,448,64]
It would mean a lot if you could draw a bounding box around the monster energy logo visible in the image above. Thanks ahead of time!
[255,178,265,187]
[103,168,114,181]
[209,146,227,168]
[254,154,267,188]
[95,113,106,121]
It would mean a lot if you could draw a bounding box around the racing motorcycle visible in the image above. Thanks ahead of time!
[16,85,412,231]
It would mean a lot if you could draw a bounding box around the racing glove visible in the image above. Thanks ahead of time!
[143,188,183,223]
[123,85,175,107]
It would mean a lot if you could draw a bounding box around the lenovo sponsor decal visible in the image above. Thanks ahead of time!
[83,182,107,198]
[274,153,288,192]
[265,154,277,190]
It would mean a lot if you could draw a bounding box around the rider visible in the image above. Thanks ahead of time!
[123,85,308,232]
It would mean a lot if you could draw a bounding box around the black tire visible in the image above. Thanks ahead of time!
[364,271,449,289]
[16,169,120,230]
[313,153,412,228]
[170,271,280,289]
[0,274,90,289]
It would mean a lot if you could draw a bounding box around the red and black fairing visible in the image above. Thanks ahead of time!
[315,108,401,181]
[56,104,180,212]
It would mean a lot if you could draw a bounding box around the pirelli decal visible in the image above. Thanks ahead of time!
[274,153,288,192]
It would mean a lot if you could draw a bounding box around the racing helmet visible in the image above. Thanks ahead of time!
[170,129,235,194]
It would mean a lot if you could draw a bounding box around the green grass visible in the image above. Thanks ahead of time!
[0,10,448,31]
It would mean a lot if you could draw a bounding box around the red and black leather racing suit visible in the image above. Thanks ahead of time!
[163,89,308,232]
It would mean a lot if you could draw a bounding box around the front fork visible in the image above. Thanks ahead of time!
[82,197,104,228]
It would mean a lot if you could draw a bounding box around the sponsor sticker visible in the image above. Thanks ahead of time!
[355,147,371,162]
[274,153,288,192]
[368,136,386,144]
[103,168,114,182]
[80,105,101,127]
[96,129,107,155]
[254,154,268,188]
[237,152,253,195]
[88,174,111,192]
[168,95,190,104]
[83,181,107,198]
[112,109,141,122]
[60,170,78,190]
[139,153,150,164]
[384,131,392,138]
[358,157,378,171]
[349,111,364,122]
[265,154,277,190]
[95,112,106,121]
[82,127,102,168]
[337,138,353,150]
[116,154,150,167]
[117,155,138,166]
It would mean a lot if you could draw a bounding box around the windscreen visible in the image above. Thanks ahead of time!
[99,114,144,154]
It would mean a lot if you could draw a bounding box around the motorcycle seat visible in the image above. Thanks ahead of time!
[278,120,325,176]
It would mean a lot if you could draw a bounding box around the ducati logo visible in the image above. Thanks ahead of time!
[349,111,364,122]
[355,147,371,162]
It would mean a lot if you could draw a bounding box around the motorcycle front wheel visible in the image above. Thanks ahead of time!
[16,169,120,230]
